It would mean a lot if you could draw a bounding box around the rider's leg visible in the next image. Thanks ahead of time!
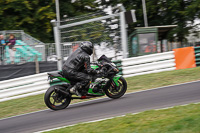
[63,69,92,96]
[71,72,92,96]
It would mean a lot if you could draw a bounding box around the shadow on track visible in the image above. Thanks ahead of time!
[47,96,128,112]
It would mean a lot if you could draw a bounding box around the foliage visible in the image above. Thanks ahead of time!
[0,0,55,42]
[47,103,200,133]
[98,0,200,45]
[59,0,97,18]
[0,0,97,42]
[1,0,199,44]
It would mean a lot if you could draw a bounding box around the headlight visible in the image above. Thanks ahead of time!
[111,63,116,67]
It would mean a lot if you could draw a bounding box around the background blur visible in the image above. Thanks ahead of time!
[0,0,200,80]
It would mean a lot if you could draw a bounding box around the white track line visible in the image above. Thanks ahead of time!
[1,79,200,121]
[126,79,200,95]
[35,102,200,133]
[34,115,127,133]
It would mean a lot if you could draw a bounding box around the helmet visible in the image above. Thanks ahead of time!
[80,41,94,55]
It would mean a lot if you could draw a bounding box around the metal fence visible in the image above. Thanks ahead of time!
[0,30,47,65]
[52,5,133,70]
[0,30,97,65]
[60,13,121,44]
[59,11,123,61]
[0,45,42,65]
[0,43,80,65]
[0,30,44,45]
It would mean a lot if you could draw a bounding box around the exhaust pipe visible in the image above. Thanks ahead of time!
[55,87,69,96]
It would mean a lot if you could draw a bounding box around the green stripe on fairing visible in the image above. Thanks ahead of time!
[50,81,67,86]
[112,75,121,86]
[88,88,105,96]
[115,63,122,67]
[91,65,99,69]
[112,60,121,63]
[118,67,122,71]
[57,77,70,83]
[49,66,122,94]
[49,77,70,86]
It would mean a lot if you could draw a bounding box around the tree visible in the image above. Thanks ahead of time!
[0,0,55,42]
[0,0,98,43]
[98,0,200,45]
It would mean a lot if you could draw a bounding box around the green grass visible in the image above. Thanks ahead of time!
[126,67,200,92]
[1,67,200,119]
[46,103,200,133]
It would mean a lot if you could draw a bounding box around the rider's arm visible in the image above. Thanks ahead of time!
[84,56,97,74]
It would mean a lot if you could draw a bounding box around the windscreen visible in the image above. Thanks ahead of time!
[98,55,112,63]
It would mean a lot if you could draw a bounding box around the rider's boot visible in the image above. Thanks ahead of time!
[70,83,82,96]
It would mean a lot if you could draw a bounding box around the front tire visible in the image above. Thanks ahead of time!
[105,77,127,99]
[44,85,71,110]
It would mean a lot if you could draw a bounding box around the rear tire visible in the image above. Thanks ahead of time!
[44,85,71,110]
[105,77,127,99]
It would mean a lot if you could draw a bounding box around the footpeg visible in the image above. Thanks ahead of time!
[70,86,81,96]
[70,87,76,94]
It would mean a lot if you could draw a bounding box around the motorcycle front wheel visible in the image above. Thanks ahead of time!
[105,76,127,99]
[44,85,71,110]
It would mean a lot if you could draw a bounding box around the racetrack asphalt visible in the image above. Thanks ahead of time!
[1,81,200,133]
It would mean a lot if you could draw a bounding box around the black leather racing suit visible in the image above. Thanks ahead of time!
[62,47,97,89]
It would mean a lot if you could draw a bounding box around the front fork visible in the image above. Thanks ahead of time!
[111,75,121,87]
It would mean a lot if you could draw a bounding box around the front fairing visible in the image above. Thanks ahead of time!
[112,75,122,86]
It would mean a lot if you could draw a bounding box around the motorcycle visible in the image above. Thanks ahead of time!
[44,55,127,110]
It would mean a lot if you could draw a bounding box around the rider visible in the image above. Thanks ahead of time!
[62,41,100,96]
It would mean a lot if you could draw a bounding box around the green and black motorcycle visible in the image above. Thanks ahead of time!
[44,55,127,110]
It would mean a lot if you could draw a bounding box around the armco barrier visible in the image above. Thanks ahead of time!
[0,72,50,102]
[0,73,48,90]
[0,51,176,102]
[122,51,175,67]
[0,49,193,102]
[121,51,176,77]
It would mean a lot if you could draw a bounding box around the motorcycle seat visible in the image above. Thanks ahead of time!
[48,72,63,78]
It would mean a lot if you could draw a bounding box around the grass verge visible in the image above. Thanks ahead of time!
[45,103,200,133]
[1,67,200,119]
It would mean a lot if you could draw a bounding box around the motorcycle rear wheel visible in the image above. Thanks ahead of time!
[44,85,71,110]
[105,77,127,99]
